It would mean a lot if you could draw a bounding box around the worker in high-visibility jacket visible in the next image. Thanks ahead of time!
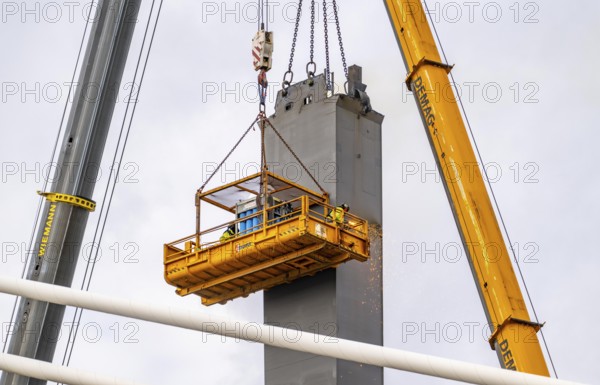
[220,224,236,242]
[328,203,349,225]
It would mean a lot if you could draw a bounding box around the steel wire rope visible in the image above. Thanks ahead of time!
[2,1,95,355]
[199,117,261,192]
[257,0,270,31]
[60,0,165,369]
[264,118,326,194]
[422,0,558,377]
[257,0,261,30]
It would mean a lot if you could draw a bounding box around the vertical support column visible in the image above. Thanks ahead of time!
[1,1,141,384]
[264,68,384,385]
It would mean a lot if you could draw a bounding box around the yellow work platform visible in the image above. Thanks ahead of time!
[164,171,370,306]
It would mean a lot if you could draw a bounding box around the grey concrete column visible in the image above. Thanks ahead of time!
[264,68,384,385]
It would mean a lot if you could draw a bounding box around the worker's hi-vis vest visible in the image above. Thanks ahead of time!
[327,206,345,224]
[220,228,235,242]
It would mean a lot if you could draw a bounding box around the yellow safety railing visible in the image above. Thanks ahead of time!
[164,196,368,264]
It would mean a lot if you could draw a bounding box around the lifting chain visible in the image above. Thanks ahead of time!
[282,0,349,94]
[306,0,316,80]
[322,0,332,91]
[332,0,348,81]
[283,0,304,93]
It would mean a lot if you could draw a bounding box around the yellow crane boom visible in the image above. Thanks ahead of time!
[384,0,550,376]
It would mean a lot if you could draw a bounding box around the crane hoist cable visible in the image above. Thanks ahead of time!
[204,0,331,218]
[59,0,166,368]
[257,0,269,31]
[421,0,559,378]
[204,0,323,204]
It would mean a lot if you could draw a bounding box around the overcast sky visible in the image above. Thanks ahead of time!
[1,1,599,384]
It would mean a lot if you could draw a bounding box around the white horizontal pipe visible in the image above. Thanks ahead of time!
[0,352,146,385]
[0,276,584,385]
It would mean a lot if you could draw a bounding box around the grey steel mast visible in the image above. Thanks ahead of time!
[2,1,141,384]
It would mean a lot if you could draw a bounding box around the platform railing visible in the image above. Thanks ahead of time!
[165,195,369,264]
[306,198,368,238]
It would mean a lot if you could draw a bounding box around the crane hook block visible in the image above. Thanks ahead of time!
[252,30,273,71]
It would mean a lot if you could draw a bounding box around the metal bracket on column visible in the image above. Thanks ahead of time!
[37,191,96,212]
